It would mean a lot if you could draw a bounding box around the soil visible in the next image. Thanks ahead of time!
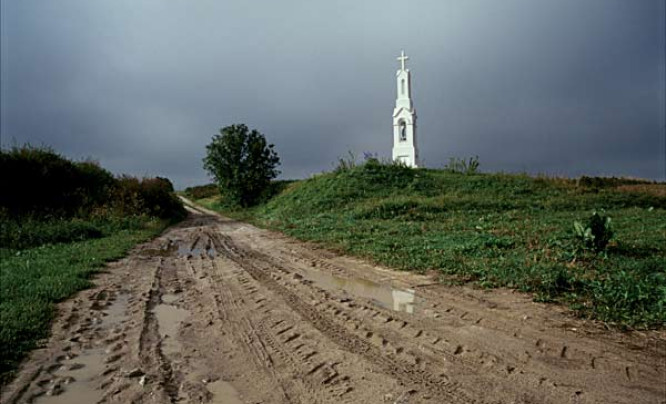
[2,203,665,404]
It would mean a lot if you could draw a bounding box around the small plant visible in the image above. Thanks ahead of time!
[444,156,480,174]
[573,211,614,252]
[333,150,358,173]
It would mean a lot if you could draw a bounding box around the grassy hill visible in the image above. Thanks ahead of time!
[188,160,666,329]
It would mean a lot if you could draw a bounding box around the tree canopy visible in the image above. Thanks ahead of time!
[203,124,280,207]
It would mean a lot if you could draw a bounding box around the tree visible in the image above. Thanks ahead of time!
[203,124,281,207]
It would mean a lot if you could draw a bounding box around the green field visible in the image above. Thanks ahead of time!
[189,161,666,329]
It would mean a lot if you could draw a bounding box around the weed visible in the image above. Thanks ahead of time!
[573,211,613,252]
[333,150,358,173]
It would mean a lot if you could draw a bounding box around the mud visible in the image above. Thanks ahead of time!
[207,379,243,404]
[2,202,665,404]
[33,348,106,404]
[153,303,190,356]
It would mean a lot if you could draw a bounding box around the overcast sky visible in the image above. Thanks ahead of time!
[2,0,665,188]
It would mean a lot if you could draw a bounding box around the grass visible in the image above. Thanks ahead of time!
[0,216,155,251]
[0,217,169,385]
[191,161,666,329]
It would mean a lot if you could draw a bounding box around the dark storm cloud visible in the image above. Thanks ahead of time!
[2,0,664,187]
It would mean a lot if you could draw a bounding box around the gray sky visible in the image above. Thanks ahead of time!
[2,0,665,188]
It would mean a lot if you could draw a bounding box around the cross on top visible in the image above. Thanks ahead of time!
[397,50,409,71]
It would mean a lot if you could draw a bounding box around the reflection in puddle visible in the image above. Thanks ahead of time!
[153,303,190,355]
[178,244,199,257]
[142,239,218,259]
[207,379,244,404]
[392,289,416,314]
[302,270,417,314]
[177,244,216,259]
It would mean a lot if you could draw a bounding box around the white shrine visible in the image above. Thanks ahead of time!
[392,50,419,167]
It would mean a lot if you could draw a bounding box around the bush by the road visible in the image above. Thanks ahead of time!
[0,146,116,218]
[0,144,185,384]
[0,145,186,250]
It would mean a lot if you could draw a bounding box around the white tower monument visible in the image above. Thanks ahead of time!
[392,50,419,167]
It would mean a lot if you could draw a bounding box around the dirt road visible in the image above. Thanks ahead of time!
[3,204,665,404]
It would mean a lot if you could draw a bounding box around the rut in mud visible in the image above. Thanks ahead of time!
[2,205,665,404]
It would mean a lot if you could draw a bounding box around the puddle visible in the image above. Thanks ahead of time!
[98,293,129,329]
[207,379,244,404]
[178,245,216,259]
[141,239,218,259]
[161,293,180,304]
[176,240,216,259]
[34,349,106,404]
[141,243,178,257]
[178,244,202,257]
[153,303,190,355]
[35,294,129,404]
[302,270,417,314]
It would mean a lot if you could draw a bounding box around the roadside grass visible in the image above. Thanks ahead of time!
[0,216,152,251]
[192,162,666,329]
[0,218,168,385]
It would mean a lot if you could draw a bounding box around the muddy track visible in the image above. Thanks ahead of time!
[2,205,665,404]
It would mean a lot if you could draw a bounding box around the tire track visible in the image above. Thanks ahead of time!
[4,208,663,404]
[211,232,478,403]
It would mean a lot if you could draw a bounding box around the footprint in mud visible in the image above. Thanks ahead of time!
[31,292,132,404]
[33,349,107,404]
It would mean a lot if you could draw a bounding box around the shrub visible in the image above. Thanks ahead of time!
[136,177,186,220]
[0,218,103,250]
[184,184,218,200]
[0,146,115,218]
[350,157,415,188]
[110,176,186,220]
[577,176,653,189]
[0,144,186,224]
[110,176,144,217]
[444,156,480,174]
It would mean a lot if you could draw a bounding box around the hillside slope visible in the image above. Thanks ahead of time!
[193,161,666,328]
